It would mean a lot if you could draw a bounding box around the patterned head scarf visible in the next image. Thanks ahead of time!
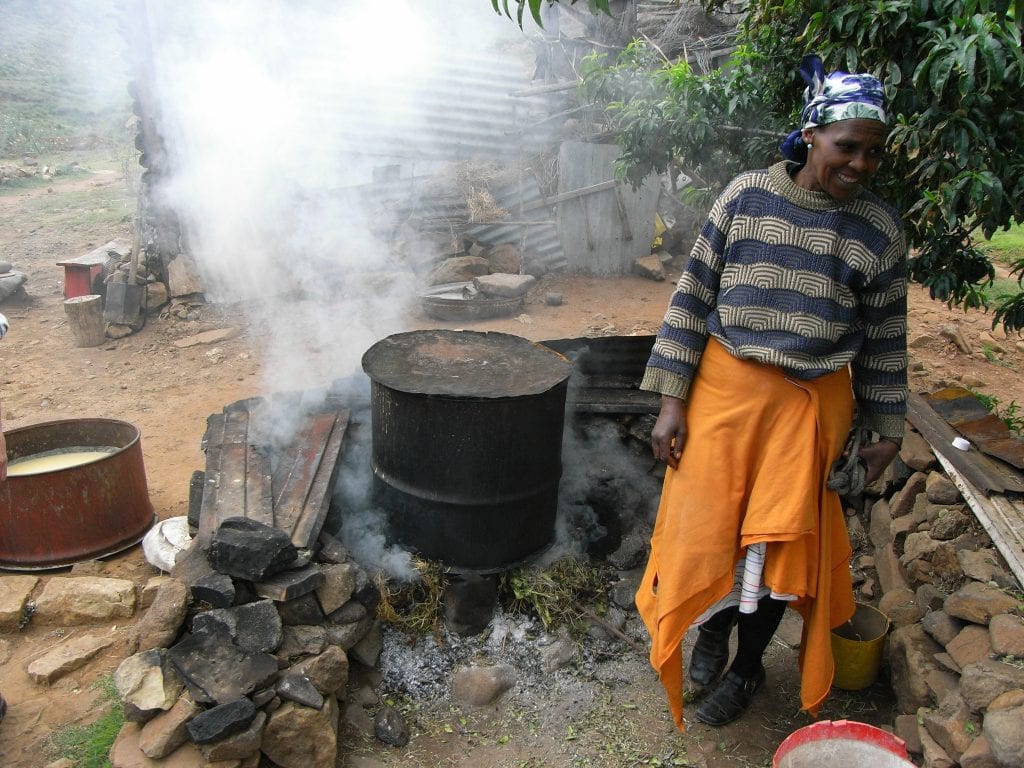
[780,54,887,163]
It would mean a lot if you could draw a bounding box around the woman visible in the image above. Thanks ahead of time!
[635,55,907,729]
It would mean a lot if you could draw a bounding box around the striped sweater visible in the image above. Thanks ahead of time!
[642,161,908,439]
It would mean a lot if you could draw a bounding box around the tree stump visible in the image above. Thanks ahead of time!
[63,294,106,347]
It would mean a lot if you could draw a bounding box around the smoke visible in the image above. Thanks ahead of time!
[144,0,535,390]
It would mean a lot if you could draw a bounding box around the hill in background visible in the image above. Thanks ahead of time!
[0,0,131,156]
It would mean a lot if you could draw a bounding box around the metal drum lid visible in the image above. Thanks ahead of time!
[361,329,572,398]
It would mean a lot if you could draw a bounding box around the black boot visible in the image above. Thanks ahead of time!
[688,621,734,687]
[694,665,766,726]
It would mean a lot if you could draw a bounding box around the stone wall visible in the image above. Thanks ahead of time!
[855,426,1024,768]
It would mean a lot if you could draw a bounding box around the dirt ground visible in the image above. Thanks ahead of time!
[1,158,1023,768]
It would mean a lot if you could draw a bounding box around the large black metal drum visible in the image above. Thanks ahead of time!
[361,330,572,572]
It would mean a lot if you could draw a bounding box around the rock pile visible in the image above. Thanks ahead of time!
[107,521,383,767]
[853,426,1024,768]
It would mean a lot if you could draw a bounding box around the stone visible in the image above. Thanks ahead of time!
[879,587,927,628]
[189,572,235,609]
[132,578,189,653]
[901,433,938,472]
[926,473,962,505]
[916,584,947,612]
[277,673,324,709]
[945,582,1020,625]
[960,659,1024,712]
[198,711,265,762]
[276,592,326,626]
[276,625,328,663]
[316,563,357,615]
[889,471,927,517]
[350,620,383,668]
[27,632,115,684]
[352,569,381,611]
[261,697,340,768]
[485,243,523,274]
[921,691,976,761]
[923,610,966,647]
[540,636,576,673]
[207,517,298,582]
[611,570,642,612]
[426,256,490,285]
[185,698,257,744]
[145,281,169,312]
[139,576,171,609]
[451,664,516,706]
[253,564,325,602]
[374,705,410,747]
[632,255,665,281]
[947,624,994,668]
[875,542,909,594]
[114,649,185,716]
[901,531,942,564]
[894,713,924,755]
[473,273,536,298]
[33,576,136,624]
[544,292,563,306]
[192,599,282,655]
[959,735,1002,768]
[138,694,201,759]
[607,530,649,571]
[869,498,894,549]
[983,703,1024,768]
[109,721,204,768]
[918,721,957,768]
[888,623,944,713]
[290,645,349,696]
[989,614,1024,657]
[925,668,961,703]
[167,623,279,706]
[930,508,973,540]
[958,549,1016,590]
[172,327,238,348]
[0,574,38,630]
[316,531,348,564]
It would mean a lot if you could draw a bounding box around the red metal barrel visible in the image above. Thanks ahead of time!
[0,418,155,570]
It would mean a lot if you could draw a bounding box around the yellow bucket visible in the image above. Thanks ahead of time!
[831,602,890,691]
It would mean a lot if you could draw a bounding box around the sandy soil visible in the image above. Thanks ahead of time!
[0,160,1022,768]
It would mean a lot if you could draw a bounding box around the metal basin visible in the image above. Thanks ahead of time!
[0,418,155,570]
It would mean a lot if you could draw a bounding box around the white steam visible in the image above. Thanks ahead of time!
[144,0,533,390]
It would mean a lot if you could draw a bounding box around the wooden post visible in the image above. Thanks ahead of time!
[63,294,106,347]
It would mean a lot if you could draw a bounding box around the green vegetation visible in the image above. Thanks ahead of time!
[46,675,122,768]
[499,557,610,632]
[503,0,1024,331]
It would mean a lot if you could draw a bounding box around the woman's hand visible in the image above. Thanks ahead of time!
[858,438,900,485]
[651,396,687,469]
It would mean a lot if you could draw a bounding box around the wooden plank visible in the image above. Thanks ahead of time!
[289,410,350,549]
[245,443,274,528]
[566,387,660,414]
[273,412,338,538]
[197,412,226,545]
[214,405,250,529]
[905,393,1024,494]
[934,451,1024,588]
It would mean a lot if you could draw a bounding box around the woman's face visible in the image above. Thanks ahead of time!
[796,119,888,201]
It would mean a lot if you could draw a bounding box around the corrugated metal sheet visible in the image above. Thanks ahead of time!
[295,52,569,165]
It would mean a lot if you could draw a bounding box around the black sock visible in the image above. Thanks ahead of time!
[729,596,787,678]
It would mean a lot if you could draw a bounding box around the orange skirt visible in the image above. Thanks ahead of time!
[635,337,856,729]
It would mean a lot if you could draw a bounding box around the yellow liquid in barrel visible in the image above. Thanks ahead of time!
[7,447,116,476]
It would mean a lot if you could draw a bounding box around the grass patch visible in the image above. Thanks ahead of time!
[46,675,123,768]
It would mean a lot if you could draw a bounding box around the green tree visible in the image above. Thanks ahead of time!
[499,0,1024,331]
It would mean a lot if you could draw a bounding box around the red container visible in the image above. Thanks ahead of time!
[0,418,155,570]
[774,720,913,768]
